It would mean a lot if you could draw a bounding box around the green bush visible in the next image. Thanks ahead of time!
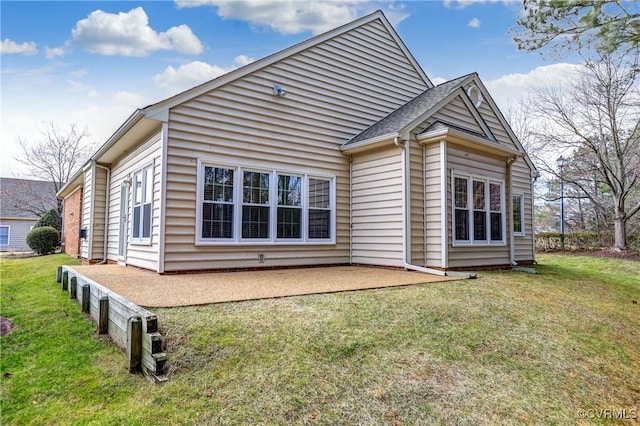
[26,226,60,255]
[35,209,62,231]
[536,231,600,252]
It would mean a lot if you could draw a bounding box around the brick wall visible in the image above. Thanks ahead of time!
[63,187,83,257]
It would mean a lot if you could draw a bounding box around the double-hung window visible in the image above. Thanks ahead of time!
[308,178,331,239]
[277,174,302,239]
[197,161,334,244]
[512,194,524,236]
[202,166,234,239]
[453,172,504,246]
[132,165,153,242]
[242,171,270,239]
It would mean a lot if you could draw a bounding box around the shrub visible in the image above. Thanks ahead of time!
[26,226,60,255]
[35,209,62,231]
[536,231,600,252]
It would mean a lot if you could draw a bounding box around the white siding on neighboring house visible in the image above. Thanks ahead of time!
[80,166,92,259]
[446,144,510,268]
[161,18,429,272]
[106,132,163,272]
[0,219,36,251]
[351,145,404,267]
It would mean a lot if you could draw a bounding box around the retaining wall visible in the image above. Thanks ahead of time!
[57,266,167,379]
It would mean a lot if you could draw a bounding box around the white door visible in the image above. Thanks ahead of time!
[118,183,129,259]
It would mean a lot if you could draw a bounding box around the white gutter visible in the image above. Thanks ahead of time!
[507,156,517,266]
[341,132,399,154]
[95,163,111,265]
[394,136,448,277]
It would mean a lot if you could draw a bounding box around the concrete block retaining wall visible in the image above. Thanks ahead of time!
[57,266,167,379]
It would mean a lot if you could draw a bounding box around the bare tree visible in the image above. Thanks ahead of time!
[526,52,640,250]
[16,123,93,212]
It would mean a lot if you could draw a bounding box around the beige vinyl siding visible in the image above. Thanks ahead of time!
[446,143,510,268]
[420,95,486,135]
[106,131,163,271]
[351,145,404,267]
[80,167,92,259]
[513,158,535,261]
[90,165,108,260]
[408,140,425,266]
[477,99,535,262]
[162,19,428,272]
[423,143,443,268]
[477,102,520,149]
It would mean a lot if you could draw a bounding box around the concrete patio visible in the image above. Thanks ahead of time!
[69,264,458,308]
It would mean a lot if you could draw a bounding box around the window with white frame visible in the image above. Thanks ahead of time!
[308,178,331,239]
[277,174,302,239]
[131,165,153,241]
[197,162,334,244]
[453,172,505,245]
[202,166,234,239]
[0,226,9,245]
[513,194,524,236]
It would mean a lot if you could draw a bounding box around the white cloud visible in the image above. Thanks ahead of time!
[1,39,38,55]
[175,0,408,35]
[44,46,66,59]
[444,0,512,8]
[153,55,254,94]
[485,62,583,111]
[70,7,204,56]
[468,18,481,28]
[431,76,448,85]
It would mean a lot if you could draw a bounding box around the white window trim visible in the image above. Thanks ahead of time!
[513,193,525,237]
[451,170,506,247]
[0,225,10,245]
[130,163,154,245]
[196,159,336,245]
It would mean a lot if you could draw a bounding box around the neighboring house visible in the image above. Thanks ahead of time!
[57,11,537,273]
[0,178,58,252]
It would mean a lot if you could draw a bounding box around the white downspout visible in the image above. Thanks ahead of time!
[507,157,517,266]
[95,163,111,265]
[349,154,353,263]
[394,137,448,277]
[531,169,540,263]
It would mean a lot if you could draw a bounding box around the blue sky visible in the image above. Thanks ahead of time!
[1,0,582,178]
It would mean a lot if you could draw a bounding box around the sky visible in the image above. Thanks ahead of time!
[0,0,585,178]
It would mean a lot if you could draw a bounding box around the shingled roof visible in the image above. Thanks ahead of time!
[0,178,58,218]
[342,73,474,147]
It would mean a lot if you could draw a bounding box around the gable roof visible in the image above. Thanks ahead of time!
[58,10,431,197]
[340,72,537,173]
[0,178,58,219]
[144,10,432,118]
[342,73,474,148]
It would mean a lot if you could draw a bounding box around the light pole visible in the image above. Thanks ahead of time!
[557,155,566,251]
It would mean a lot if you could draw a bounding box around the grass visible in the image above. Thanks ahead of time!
[1,253,639,424]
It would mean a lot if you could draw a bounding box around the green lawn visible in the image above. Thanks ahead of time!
[1,253,638,425]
